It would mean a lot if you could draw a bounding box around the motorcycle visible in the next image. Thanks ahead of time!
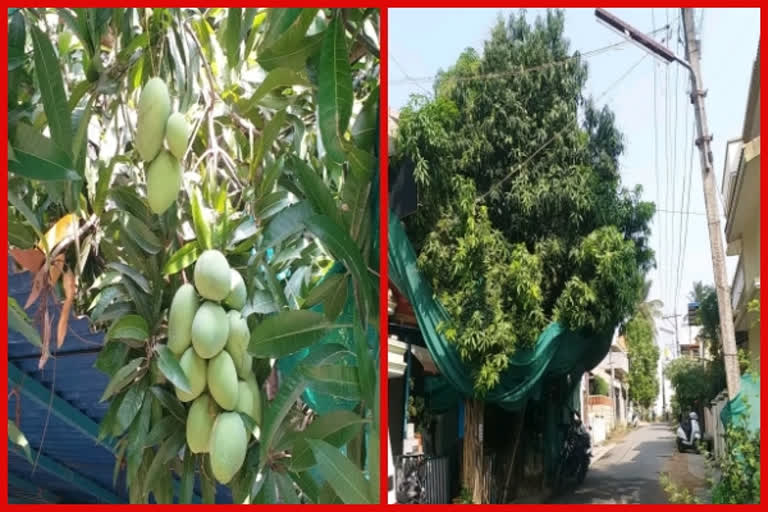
[676,412,701,453]
[556,410,592,492]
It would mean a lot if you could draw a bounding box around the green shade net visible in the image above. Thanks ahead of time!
[388,212,613,412]
[720,373,760,433]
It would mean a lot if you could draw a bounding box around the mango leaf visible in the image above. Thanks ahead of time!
[119,213,163,254]
[318,14,353,163]
[289,410,367,471]
[100,357,145,402]
[258,9,320,71]
[246,68,311,110]
[179,452,195,504]
[306,439,372,504]
[290,471,320,503]
[351,86,379,151]
[303,215,373,317]
[143,430,186,497]
[94,340,128,376]
[241,290,278,318]
[252,109,287,178]
[126,395,151,473]
[155,345,191,393]
[290,156,341,225]
[107,262,151,294]
[259,371,306,470]
[105,315,149,343]
[8,145,81,181]
[248,310,330,358]
[8,10,25,106]
[30,25,72,156]
[8,297,43,348]
[352,318,376,407]
[149,386,186,422]
[116,380,147,433]
[144,414,182,447]
[255,190,292,221]
[225,8,242,69]
[8,421,33,463]
[163,241,200,276]
[190,186,212,250]
[261,200,314,248]
[302,365,360,400]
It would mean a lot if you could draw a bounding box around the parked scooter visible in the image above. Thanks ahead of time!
[556,410,592,492]
[676,412,701,452]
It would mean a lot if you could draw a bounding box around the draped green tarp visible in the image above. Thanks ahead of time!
[388,212,613,412]
[721,373,760,433]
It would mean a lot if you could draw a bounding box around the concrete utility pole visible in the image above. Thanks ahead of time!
[594,8,741,400]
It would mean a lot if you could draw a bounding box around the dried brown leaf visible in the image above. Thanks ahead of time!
[57,271,76,348]
[25,268,48,309]
[39,310,51,369]
[9,248,45,273]
[48,254,66,287]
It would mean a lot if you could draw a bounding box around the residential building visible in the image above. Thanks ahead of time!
[655,325,676,419]
[587,333,629,444]
[722,45,761,370]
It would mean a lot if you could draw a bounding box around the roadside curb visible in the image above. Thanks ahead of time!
[591,442,616,464]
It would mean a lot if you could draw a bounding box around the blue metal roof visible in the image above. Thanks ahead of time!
[7,261,230,503]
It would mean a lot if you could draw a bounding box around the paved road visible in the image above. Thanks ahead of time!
[551,423,676,504]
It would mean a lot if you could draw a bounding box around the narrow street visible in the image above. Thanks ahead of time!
[552,423,676,504]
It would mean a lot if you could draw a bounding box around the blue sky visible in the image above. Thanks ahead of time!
[389,8,760,324]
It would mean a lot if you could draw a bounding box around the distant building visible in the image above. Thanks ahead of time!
[721,45,760,370]
[588,333,629,444]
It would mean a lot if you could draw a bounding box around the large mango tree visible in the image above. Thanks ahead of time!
[7,7,380,504]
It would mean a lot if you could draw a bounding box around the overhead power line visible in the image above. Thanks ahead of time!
[389,25,668,86]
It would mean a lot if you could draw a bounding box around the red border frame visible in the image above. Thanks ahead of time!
[2,3,766,509]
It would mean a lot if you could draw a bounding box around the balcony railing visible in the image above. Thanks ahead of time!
[731,258,745,312]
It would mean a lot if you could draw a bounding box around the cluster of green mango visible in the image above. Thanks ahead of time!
[135,77,191,214]
[166,249,261,484]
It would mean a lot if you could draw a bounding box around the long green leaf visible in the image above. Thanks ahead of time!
[225,8,242,69]
[155,345,191,393]
[259,371,306,471]
[8,421,33,463]
[30,25,72,156]
[246,68,311,110]
[318,14,353,163]
[303,215,373,317]
[302,365,360,400]
[252,109,287,178]
[107,262,151,294]
[258,9,320,71]
[149,386,186,422]
[105,314,149,343]
[100,357,145,402]
[8,297,43,348]
[351,87,379,151]
[248,310,330,358]
[179,453,195,504]
[120,213,163,254]
[8,146,81,181]
[289,411,367,472]
[290,156,341,224]
[353,319,376,408]
[162,241,200,276]
[306,439,372,504]
[262,200,314,248]
[143,430,185,497]
[8,10,25,107]
[190,187,212,250]
[116,382,147,433]
[260,9,302,49]
[144,414,182,447]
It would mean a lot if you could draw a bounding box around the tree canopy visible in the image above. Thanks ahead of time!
[394,9,655,393]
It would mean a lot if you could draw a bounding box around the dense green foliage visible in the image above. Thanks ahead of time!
[665,356,724,417]
[590,374,610,396]
[394,9,654,394]
[689,281,721,357]
[8,7,379,504]
[624,314,659,410]
[712,420,761,504]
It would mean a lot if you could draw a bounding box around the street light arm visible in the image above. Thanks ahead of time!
[594,8,693,76]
